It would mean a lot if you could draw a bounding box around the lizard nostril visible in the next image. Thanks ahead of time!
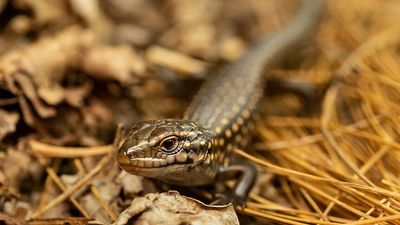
[116,150,130,164]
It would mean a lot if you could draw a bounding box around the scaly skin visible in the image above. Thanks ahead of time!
[116,0,323,204]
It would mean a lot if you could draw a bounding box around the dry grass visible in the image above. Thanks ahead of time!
[234,0,400,224]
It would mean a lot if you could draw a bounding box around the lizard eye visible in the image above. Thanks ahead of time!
[159,136,179,152]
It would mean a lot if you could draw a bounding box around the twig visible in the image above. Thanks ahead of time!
[30,154,113,219]
[30,140,113,158]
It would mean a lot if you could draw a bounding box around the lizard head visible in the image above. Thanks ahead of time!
[116,119,216,185]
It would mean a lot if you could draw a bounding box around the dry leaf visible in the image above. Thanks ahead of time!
[81,44,146,83]
[115,191,239,225]
[0,109,19,141]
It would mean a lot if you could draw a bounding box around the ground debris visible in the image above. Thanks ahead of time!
[114,191,239,225]
[145,46,208,77]
[13,0,73,27]
[28,217,94,225]
[0,26,94,124]
[81,44,146,83]
[0,109,19,141]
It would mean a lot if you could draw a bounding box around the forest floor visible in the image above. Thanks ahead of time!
[1,0,400,224]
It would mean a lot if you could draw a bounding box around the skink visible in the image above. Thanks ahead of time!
[116,0,323,204]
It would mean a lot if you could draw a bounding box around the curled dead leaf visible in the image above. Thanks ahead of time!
[0,26,95,124]
[115,191,239,225]
[80,44,146,83]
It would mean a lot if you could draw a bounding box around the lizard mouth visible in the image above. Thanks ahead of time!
[119,162,189,175]
[116,149,201,169]
[117,159,211,186]
[117,151,199,181]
